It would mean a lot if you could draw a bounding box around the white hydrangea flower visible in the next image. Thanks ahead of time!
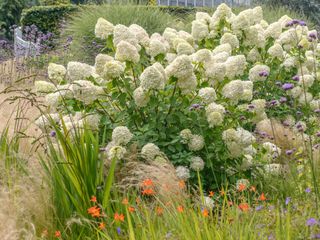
[188,134,205,151]
[162,27,178,45]
[140,63,166,91]
[298,92,313,105]
[220,33,239,49]
[204,196,214,209]
[243,145,257,156]
[212,3,232,20]
[252,6,263,24]
[212,43,232,56]
[264,22,282,39]
[112,126,133,145]
[95,54,113,75]
[178,30,194,46]
[222,80,244,102]
[176,42,194,55]
[176,166,190,180]
[101,60,125,80]
[133,87,150,107]
[196,12,211,23]
[298,75,314,88]
[231,11,251,34]
[35,81,56,93]
[267,43,284,59]
[48,63,66,83]
[72,80,102,105]
[263,142,281,159]
[249,65,270,82]
[244,25,265,48]
[190,156,205,171]
[180,129,193,143]
[80,114,100,130]
[67,61,94,82]
[278,15,292,28]
[212,52,229,63]
[288,86,302,98]
[207,112,224,127]
[141,143,161,161]
[205,62,226,83]
[236,127,255,147]
[147,39,167,57]
[264,163,283,175]
[192,49,213,64]
[226,141,243,158]
[165,55,193,80]
[225,55,246,79]
[241,81,253,101]
[222,128,241,143]
[107,145,127,160]
[129,24,149,47]
[310,99,320,110]
[247,48,261,62]
[95,18,114,40]
[115,41,139,63]
[177,74,198,94]
[35,113,60,130]
[113,24,139,50]
[191,20,209,41]
[251,99,266,113]
[198,87,217,104]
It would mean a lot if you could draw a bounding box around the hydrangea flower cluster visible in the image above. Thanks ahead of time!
[34,4,320,189]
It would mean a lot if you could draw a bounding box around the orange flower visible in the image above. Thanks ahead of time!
[250,186,256,192]
[156,206,164,215]
[90,196,97,203]
[178,180,186,189]
[177,205,184,213]
[122,198,129,205]
[142,188,155,195]
[142,178,153,187]
[114,213,125,222]
[54,230,61,238]
[98,222,106,230]
[238,203,250,212]
[237,183,247,192]
[88,206,101,218]
[209,191,214,197]
[259,193,266,201]
[202,208,209,217]
[128,206,135,213]
[220,189,225,196]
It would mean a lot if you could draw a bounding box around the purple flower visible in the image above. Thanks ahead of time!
[292,75,300,81]
[255,205,263,211]
[306,218,318,226]
[282,83,294,90]
[311,233,320,239]
[280,97,287,103]
[305,188,311,193]
[50,131,56,137]
[285,197,291,205]
[316,132,320,137]
[117,227,121,234]
[315,109,320,113]
[299,20,306,26]
[259,70,269,77]
[285,149,294,156]
[189,103,202,111]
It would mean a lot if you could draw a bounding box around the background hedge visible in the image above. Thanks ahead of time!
[20,4,78,35]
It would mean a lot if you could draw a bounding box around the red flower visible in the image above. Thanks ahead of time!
[54,230,61,238]
[202,208,209,217]
[90,196,97,203]
[259,193,266,201]
[209,191,214,197]
[238,203,250,212]
[142,178,153,187]
[177,205,184,213]
[114,213,125,222]
[87,206,101,218]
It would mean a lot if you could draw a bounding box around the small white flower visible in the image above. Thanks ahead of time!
[191,20,209,41]
[95,54,113,75]
[141,143,161,161]
[35,81,56,93]
[102,60,125,80]
[108,145,126,160]
[222,80,244,103]
[140,63,166,90]
[188,134,205,151]
[180,129,193,143]
[204,196,214,209]
[225,55,246,79]
[176,166,190,180]
[190,156,205,171]
[220,33,239,49]
[112,126,133,145]
[165,54,193,80]
[67,61,94,82]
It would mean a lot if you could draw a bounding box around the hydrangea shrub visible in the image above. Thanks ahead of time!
[35,4,320,190]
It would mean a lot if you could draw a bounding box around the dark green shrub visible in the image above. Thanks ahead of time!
[21,4,78,35]
[0,0,26,39]
[40,0,70,5]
